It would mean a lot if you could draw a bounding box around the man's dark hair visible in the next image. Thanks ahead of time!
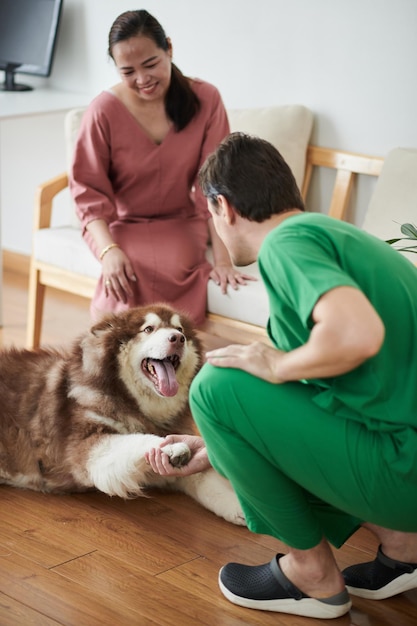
[199,132,305,222]
[108,10,200,131]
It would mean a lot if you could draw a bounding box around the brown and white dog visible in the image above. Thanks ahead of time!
[0,304,244,525]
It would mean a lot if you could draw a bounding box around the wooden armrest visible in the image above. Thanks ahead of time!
[306,146,383,176]
[302,146,384,221]
[33,172,69,230]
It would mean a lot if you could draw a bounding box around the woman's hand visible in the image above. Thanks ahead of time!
[210,264,257,294]
[102,247,137,302]
[207,218,256,293]
[145,435,211,476]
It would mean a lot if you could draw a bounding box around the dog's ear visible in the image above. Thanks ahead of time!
[90,326,112,339]
[88,316,134,347]
[90,318,115,338]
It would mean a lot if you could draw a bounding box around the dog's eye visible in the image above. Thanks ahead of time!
[176,327,183,333]
[142,326,154,334]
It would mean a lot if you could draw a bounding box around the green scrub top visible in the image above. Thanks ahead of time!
[259,212,417,431]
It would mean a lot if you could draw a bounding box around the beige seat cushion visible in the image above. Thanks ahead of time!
[34,226,101,279]
[208,104,313,325]
[228,105,313,189]
[206,248,270,327]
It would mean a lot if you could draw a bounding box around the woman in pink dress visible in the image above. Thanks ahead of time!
[70,9,252,324]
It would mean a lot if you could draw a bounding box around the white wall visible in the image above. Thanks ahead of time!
[2,0,417,255]
[50,0,417,153]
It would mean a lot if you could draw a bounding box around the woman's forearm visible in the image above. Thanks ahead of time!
[85,219,115,258]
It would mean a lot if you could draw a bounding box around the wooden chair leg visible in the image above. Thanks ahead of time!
[26,265,46,349]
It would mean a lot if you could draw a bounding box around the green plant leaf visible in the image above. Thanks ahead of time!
[386,222,417,252]
[392,245,417,254]
[400,223,417,239]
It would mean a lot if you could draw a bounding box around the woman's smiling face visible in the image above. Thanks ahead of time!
[112,35,172,101]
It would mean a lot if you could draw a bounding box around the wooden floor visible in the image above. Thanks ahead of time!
[0,268,416,625]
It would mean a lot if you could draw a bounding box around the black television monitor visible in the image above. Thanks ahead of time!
[0,0,63,92]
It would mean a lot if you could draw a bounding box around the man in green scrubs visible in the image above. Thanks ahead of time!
[188,133,417,619]
[148,133,417,619]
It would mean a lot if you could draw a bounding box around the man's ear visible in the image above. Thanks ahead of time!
[216,194,236,225]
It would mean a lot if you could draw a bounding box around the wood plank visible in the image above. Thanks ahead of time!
[344,526,379,557]
[350,591,417,626]
[0,488,98,568]
[0,551,145,626]
[72,490,282,565]
[0,591,61,626]
[54,552,256,626]
[0,488,198,574]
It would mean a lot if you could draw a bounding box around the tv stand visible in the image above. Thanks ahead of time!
[0,64,33,92]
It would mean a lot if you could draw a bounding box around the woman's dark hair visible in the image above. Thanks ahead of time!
[199,133,305,222]
[108,10,200,131]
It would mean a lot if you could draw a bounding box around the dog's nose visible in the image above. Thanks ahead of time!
[168,332,185,344]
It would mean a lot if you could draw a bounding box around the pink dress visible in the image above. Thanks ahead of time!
[69,79,230,325]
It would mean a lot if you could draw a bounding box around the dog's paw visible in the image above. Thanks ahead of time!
[161,442,192,468]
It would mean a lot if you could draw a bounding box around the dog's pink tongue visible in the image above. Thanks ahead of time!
[149,359,179,396]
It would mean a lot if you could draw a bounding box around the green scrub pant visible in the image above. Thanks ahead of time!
[190,364,417,550]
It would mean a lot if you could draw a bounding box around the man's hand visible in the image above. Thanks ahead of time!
[206,342,286,383]
[206,287,385,384]
[145,435,211,476]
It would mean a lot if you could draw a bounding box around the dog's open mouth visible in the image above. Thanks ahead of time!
[142,355,180,397]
